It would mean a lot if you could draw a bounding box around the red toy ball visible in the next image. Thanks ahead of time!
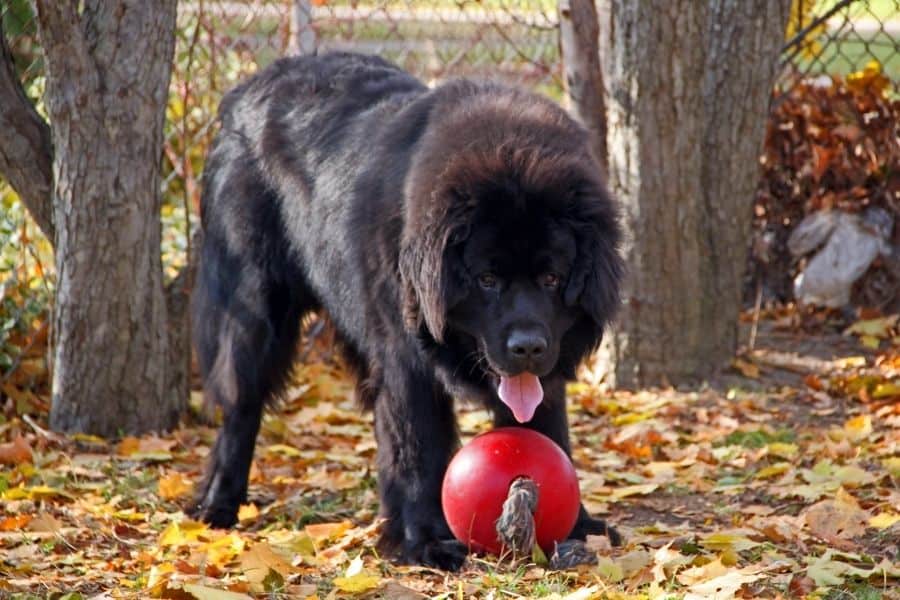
[441,427,580,555]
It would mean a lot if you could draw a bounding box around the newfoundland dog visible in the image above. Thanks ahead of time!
[192,52,623,570]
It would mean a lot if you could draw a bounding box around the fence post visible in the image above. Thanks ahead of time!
[291,0,317,56]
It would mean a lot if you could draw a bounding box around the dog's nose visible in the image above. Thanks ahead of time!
[507,330,548,360]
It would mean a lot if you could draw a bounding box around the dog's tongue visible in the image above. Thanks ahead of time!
[498,373,543,423]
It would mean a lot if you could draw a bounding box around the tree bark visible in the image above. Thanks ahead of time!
[31,1,181,436]
[0,25,54,241]
[595,0,790,387]
[558,0,607,180]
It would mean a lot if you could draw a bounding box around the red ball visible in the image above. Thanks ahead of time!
[441,427,580,555]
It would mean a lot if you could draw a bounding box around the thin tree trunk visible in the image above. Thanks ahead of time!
[32,1,181,436]
[595,0,789,387]
[558,0,607,180]
[0,25,54,241]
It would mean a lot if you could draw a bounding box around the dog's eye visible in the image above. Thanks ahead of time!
[539,272,560,289]
[478,272,498,290]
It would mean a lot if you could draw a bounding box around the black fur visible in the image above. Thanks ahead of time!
[192,52,624,569]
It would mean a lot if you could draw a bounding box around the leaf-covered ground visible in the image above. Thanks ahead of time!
[1,311,898,600]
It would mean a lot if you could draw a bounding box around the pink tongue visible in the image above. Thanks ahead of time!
[498,373,544,423]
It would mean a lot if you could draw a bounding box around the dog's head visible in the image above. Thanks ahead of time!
[399,85,623,420]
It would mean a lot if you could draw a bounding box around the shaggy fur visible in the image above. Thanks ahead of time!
[192,52,624,570]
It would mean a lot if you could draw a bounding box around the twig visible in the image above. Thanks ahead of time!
[23,413,61,441]
[748,280,763,351]
[780,0,858,66]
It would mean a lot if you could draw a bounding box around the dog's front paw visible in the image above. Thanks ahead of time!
[569,513,622,546]
[189,501,239,528]
[378,506,469,570]
[407,538,468,571]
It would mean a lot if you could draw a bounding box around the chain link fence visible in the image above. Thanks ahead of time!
[781,0,900,89]
[1,0,899,376]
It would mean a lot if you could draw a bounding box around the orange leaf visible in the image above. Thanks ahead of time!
[0,515,31,531]
[0,435,33,465]
[158,471,194,500]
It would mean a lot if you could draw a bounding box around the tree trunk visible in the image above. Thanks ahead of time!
[31,1,181,436]
[558,0,607,180]
[595,0,790,387]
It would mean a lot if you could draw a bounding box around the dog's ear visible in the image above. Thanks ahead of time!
[399,209,469,343]
[564,187,625,330]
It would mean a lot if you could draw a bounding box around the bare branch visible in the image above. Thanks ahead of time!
[0,24,54,241]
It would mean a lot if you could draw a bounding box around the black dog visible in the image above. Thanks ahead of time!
[192,52,623,570]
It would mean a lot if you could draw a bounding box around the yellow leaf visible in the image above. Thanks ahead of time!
[71,432,106,444]
[183,583,253,600]
[834,356,867,369]
[844,314,898,338]
[767,442,799,459]
[2,485,73,501]
[872,382,900,399]
[755,463,791,480]
[206,532,246,567]
[112,509,148,522]
[843,415,872,443]
[239,543,295,584]
[610,411,656,426]
[238,503,259,522]
[158,472,194,500]
[305,520,352,543]
[677,558,729,585]
[868,512,900,529]
[333,572,381,594]
[610,483,659,500]
[266,528,317,559]
[699,532,761,552]
[265,443,302,457]
[146,562,176,593]
[159,520,209,547]
[860,335,880,349]
[883,457,900,477]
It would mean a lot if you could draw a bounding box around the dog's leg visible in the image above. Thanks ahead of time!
[491,375,621,546]
[373,353,466,570]
[192,250,309,528]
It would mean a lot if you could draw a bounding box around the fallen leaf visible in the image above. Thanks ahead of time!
[27,513,63,533]
[699,532,761,552]
[868,512,900,529]
[731,358,760,378]
[158,471,194,500]
[0,515,31,531]
[845,314,898,338]
[804,488,868,547]
[0,435,32,465]
[182,583,253,600]
[609,483,659,500]
[239,542,294,584]
[237,503,259,522]
[333,556,381,593]
[843,415,873,443]
[305,520,352,543]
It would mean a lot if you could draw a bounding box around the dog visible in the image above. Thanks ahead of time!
[191,52,624,570]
